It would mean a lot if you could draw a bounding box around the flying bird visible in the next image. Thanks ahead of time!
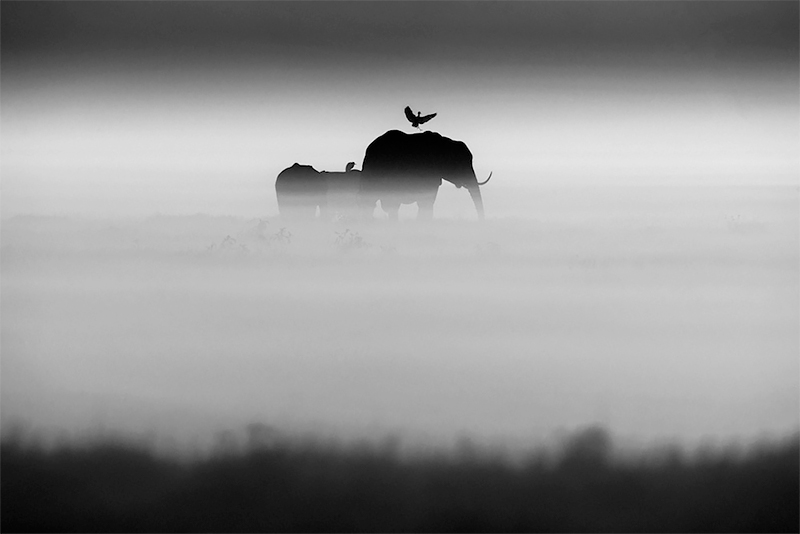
[405,106,437,129]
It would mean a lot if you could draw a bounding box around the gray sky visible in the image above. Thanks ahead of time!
[4,2,796,66]
[2,1,798,217]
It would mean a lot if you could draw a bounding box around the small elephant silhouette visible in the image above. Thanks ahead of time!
[275,162,361,220]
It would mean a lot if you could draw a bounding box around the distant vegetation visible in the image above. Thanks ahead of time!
[2,426,797,532]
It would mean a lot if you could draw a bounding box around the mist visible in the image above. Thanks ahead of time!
[3,184,797,452]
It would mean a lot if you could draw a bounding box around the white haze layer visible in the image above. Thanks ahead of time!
[2,185,798,452]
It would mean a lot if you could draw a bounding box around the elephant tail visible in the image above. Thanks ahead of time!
[477,172,493,186]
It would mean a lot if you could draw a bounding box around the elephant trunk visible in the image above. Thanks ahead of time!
[467,182,485,220]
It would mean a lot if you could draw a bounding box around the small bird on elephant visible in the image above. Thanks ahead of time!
[404,106,437,130]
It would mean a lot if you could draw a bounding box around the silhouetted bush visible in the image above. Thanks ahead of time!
[2,428,797,532]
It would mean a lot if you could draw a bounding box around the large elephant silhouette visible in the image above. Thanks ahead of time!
[275,162,361,220]
[359,130,491,220]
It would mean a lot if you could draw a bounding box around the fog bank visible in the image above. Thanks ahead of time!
[3,185,797,450]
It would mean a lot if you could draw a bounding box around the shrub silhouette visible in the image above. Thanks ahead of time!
[2,427,798,532]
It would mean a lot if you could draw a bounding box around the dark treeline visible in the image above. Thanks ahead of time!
[2,427,798,532]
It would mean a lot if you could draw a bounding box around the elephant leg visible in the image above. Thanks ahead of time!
[416,189,438,221]
[279,196,316,221]
[358,192,378,221]
[380,199,400,221]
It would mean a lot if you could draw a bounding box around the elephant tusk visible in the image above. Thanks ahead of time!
[477,172,492,186]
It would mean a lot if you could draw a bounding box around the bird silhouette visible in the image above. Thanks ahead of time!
[404,106,436,130]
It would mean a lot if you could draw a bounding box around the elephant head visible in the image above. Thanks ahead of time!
[359,130,491,220]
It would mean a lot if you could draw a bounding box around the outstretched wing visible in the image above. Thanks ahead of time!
[418,112,437,124]
[404,106,416,123]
